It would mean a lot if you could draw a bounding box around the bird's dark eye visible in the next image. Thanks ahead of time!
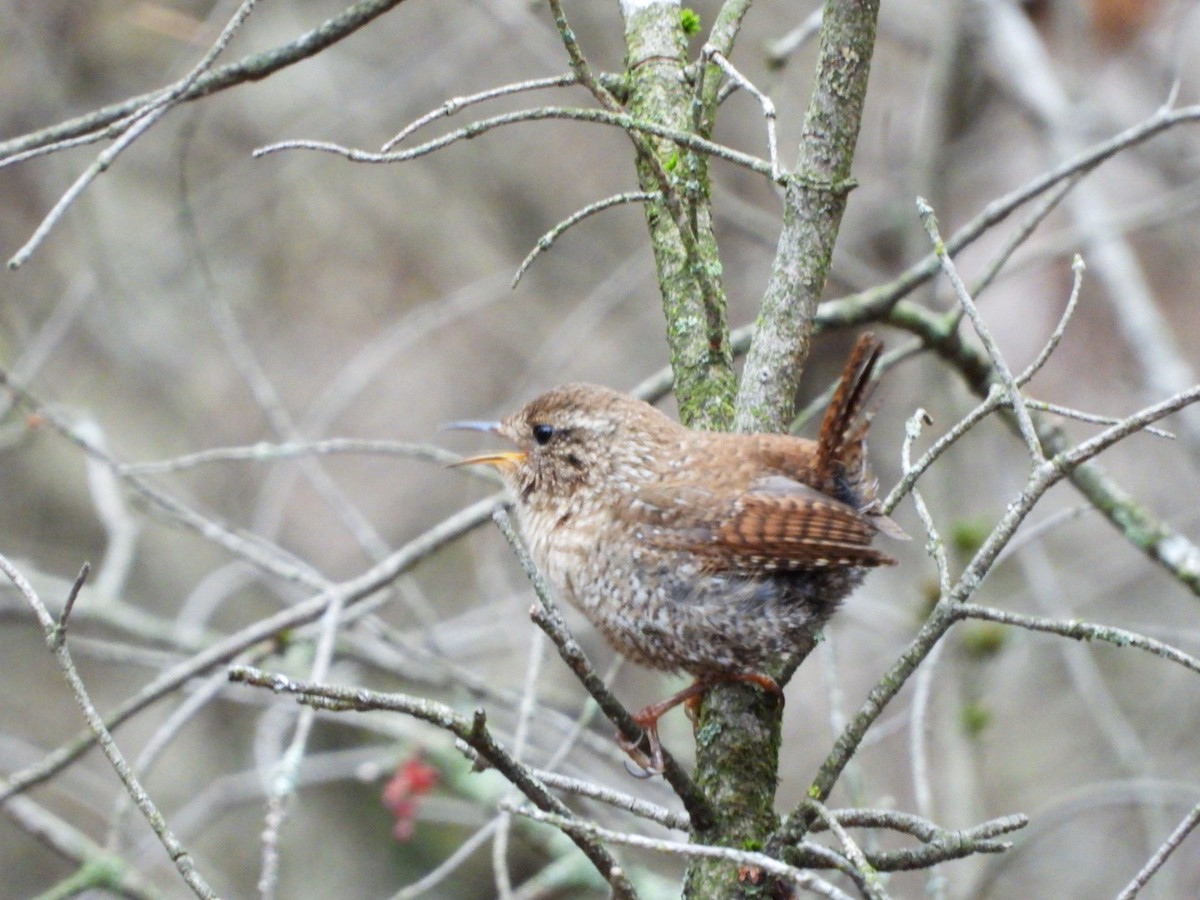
[532,423,555,445]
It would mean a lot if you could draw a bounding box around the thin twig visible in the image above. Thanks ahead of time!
[702,46,780,180]
[0,555,218,899]
[0,0,415,162]
[57,563,89,635]
[918,197,1044,461]
[800,800,887,900]
[9,0,262,268]
[967,176,1083,303]
[1017,255,1086,385]
[0,494,502,805]
[527,769,689,831]
[512,192,661,288]
[883,385,1006,515]
[1024,400,1175,439]
[783,809,1028,872]
[256,108,773,177]
[383,74,579,150]
[954,603,1200,676]
[900,410,950,896]
[1115,801,1200,900]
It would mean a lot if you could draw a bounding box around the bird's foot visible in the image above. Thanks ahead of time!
[616,721,663,777]
[617,674,783,774]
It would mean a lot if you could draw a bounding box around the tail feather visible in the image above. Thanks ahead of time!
[815,333,883,482]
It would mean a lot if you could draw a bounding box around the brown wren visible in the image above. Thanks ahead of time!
[449,334,899,771]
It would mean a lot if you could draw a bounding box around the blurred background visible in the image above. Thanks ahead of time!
[2,0,1199,896]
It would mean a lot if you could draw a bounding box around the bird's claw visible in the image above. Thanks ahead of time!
[616,723,665,776]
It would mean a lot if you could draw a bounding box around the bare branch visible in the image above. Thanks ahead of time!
[917,197,1044,461]
[827,105,1200,325]
[0,0,415,162]
[701,47,780,180]
[256,107,774,176]
[954,604,1200,677]
[513,192,661,288]
[0,495,500,805]
[9,0,263,268]
[228,667,638,898]
[507,803,854,900]
[1116,801,1200,900]
[0,555,218,898]
[383,74,579,151]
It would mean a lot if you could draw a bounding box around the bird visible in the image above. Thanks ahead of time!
[447,333,900,771]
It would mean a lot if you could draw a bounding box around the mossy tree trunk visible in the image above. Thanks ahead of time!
[618,1,881,896]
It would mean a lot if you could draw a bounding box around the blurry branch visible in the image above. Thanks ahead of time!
[77,420,141,606]
[493,624,546,896]
[248,274,510,577]
[0,0,412,163]
[119,438,462,475]
[978,0,1200,448]
[258,528,356,890]
[393,818,501,900]
[765,7,825,67]
[178,158,399,573]
[9,0,262,268]
[4,792,160,900]
[0,368,326,587]
[820,104,1200,328]
[0,559,218,899]
[227,667,638,899]
[0,280,91,424]
[0,494,500,805]
[0,559,217,653]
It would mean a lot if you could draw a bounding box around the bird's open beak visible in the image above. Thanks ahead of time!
[442,420,525,469]
[449,450,526,469]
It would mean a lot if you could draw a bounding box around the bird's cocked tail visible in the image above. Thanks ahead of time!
[815,333,883,487]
